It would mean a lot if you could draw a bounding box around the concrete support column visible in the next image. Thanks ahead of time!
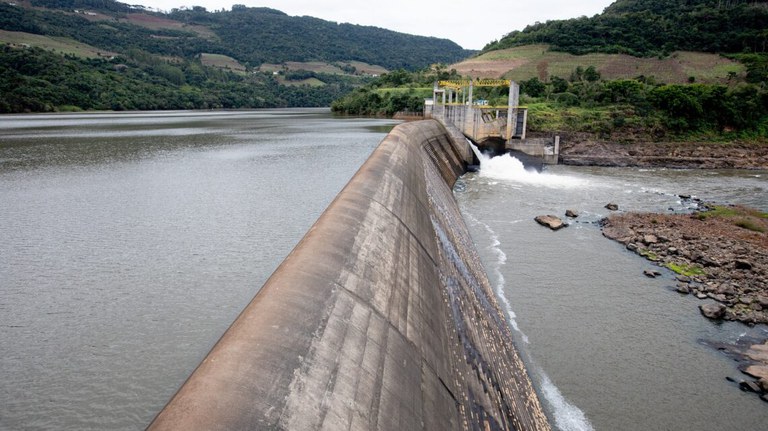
[468,81,473,105]
[506,82,514,140]
[520,109,528,140]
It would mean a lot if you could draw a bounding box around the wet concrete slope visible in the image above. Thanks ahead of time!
[148,120,550,431]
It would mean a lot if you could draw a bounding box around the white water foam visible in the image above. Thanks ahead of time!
[470,143,588,188]
[465,212,529,344]
[464,209,594,431]
[538,370,596,431]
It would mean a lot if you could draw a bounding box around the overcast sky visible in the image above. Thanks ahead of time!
[135,0,616,50]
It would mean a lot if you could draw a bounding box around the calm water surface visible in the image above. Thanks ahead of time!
[0,109,397,430]
[456,153,768,430]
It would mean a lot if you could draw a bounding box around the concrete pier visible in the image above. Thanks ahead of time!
[148,120,550,431]
[426,80,559,164]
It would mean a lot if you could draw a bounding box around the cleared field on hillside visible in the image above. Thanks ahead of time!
[259,60,387,76]
[122,13,217,39]
[452,44,745,84]
[345,61,387,76]
[200,53,247,73]
[0,30,116,58]
[278,77,326,87]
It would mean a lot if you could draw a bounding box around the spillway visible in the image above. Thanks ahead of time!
[148,119,550,430]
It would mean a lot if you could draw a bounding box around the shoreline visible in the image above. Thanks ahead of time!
[601,203,768,401]
[553,134,768,170]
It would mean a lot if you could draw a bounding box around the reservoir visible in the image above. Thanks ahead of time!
[1,110,767,430]
[0,110,397,430]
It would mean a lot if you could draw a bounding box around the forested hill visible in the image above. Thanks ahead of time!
[0,0,472,112]
[483,0,768,57]
[5,0,470,70]
[171,6,469,70]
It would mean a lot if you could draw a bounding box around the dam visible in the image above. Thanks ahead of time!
[426,80,560,164]
[149,120,550,430]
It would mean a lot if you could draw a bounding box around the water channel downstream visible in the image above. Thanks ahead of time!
[456,152,768,430]
[1,110,766,430]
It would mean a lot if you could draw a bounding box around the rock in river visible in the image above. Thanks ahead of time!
[644,269,661,278]
[700,302,727,320]
[535,215,566,231]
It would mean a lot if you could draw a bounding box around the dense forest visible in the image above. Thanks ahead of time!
[0,45,356,112]
[0,0,471,113]
[515,71,768,138]
[10,0,470,70]
[167,6,469,70]
[484,0,768,57]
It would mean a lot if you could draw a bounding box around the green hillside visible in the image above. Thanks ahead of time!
[7,0,470,70]
[437,0,767,141]
[453,44,744,84]
[484,0,768,57]
[334,0,768,140]
[0,0,472,113]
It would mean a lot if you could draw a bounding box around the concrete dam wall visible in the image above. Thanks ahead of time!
[148,120,550,431]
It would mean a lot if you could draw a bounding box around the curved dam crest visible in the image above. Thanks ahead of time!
[148,120,550,430]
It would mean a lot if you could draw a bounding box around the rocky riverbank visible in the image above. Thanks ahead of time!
[556,134,768,169]
[601,202,768,400]
[602,203,768,323]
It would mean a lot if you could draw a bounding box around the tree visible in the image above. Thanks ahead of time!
[521,77,546,97]
[584,66,601,82]
[550,76,569,93]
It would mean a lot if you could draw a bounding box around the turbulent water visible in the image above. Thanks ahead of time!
[457,148,768,431]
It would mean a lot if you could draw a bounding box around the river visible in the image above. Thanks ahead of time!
[455,151,768,430]
[1,110,766,430]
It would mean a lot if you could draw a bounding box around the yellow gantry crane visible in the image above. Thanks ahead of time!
[437,79,511,89]
[429,78,526,141]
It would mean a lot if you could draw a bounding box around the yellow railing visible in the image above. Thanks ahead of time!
[438,79,512,89]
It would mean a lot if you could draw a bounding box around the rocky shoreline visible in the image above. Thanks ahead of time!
[601,202,768,401]
[556,134,768,169]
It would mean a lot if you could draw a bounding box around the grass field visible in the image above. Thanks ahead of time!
[200,53,247,74]
[258,60,388,76]
[122,13,217,39]
[344,61,388,76]
[0,29,117,58]
[452,44,745,84]
[278,77,326,87]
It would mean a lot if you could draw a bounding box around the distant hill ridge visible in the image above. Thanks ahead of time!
[4,0,471,70]
[484,0,768,57]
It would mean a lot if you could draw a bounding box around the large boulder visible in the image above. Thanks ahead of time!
[643,234,659,245]
[535,215,566,231]
[699,302,727,320]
